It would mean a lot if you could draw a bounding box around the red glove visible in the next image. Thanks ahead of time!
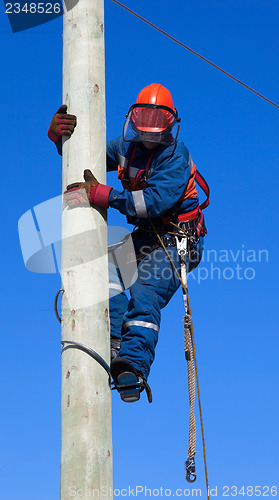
[65,169,112,209]
[48,105,77,143]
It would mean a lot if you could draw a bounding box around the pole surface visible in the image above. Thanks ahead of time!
[61,0,112,498]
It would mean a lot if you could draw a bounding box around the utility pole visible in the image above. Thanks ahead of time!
[60,1,112,498]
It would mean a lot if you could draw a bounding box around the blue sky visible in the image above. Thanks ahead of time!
[0,0,278,498]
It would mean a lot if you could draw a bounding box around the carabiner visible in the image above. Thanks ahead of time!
[185,459,196,483]
[175,233,187,258]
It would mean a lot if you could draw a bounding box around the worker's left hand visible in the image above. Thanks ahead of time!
[48,105,77,144]
[64,169,100,208]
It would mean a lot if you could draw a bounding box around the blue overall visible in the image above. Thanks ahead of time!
[107,137,204,379]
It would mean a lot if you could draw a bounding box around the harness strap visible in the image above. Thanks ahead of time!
[162,169,209,230]
[143,147,157,172]
[195,212,205,238]
[117,145,137,185]
[177,207,200,222]
[129,145,137,166]
[195,169,210,210]
[118,146,157,192]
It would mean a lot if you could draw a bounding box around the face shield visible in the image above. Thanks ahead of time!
[123,104,180,146]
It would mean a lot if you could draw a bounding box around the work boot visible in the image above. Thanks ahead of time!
[110,357,152,403]
[110,337,121,361]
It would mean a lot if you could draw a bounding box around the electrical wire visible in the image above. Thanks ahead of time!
[111,0,279,110]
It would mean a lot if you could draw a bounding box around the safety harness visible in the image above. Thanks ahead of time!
[163,168,210,243]
[117,143,210,241]
[117,144,156,192]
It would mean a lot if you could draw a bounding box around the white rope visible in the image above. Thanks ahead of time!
[181,259,197,462]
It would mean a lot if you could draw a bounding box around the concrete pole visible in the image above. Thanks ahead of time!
[60,1,112,498]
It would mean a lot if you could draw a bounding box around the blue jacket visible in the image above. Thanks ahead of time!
[107,137,199,227]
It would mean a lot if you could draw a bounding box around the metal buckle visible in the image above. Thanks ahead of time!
[175,225,187,259]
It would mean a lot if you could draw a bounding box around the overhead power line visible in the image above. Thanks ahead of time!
[111,0,279,110]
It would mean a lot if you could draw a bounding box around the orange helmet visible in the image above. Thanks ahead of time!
[136,83,176,113]
[123,83,180,146]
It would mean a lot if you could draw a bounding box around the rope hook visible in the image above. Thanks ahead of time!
[185,459,196,483]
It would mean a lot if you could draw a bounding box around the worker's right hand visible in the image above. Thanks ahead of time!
[64,169,100,209]
[48,105,77,144]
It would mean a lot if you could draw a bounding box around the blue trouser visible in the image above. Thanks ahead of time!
[109,235,203,380]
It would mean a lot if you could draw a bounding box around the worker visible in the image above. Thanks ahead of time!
[48,83,208,403]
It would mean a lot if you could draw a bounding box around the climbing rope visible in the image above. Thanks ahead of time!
[180,244,197,482]
[148,219,210,500]
[184,313,197,482]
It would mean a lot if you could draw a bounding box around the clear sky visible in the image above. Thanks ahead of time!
[0,0,278,498]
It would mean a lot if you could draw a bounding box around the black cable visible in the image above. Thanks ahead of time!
[61,340,111,379]
[111,0,279,110]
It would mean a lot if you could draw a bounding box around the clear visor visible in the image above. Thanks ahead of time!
[123,104,180,146]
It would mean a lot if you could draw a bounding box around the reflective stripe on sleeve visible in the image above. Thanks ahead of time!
[109,283,124,292]
[132,190,148,218]
[123,320,159,332]
[117,153,128,169]
[189,153,194,170]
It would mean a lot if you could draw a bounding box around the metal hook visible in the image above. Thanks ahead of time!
[185,459,196,483]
